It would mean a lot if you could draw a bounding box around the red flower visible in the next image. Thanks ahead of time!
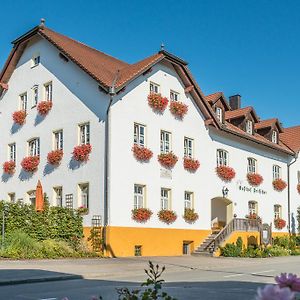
[21,156,40,173]
[216,166,236,181]
[297,184,300,194]
[72,144,92,162]
[247,173,263,186]
[169,101,188,118]
[132,144,153,161]
[12,110,27,125]
[47,149,63,165]
[132,208,153,223]
[183,157,200,172]
[37,101,53,115]
[148,93,168,112]
[274,218,286,230]
[183,208,199,224]
[157,152,178,168]
[3,161,16,175]
[245,213,261,220]
[273,178,287,192]
[77,206,89,215]
[158,209,177,224]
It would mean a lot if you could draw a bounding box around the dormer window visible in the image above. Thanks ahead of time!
[215,107,223,123]
[272,130,278,143]
[246,120,253,134]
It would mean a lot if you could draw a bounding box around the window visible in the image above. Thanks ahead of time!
[274,205,282,219]
[298,171,300,184]
[215,107,223,122]
[8,193,15,203]
[20,93,28,111]
[216,149,228,167]
[272,131,278,143]
[273,165,281,180]
[246,120,253,134]
[53,187,63,207]
[44,82,53,101]
[247,158,257,174]
[65,194,73,209]
[184,137,193,158]
[134,184,145,209]
[134,123,145,147]
[248,201,257,215]
[161,188,170,210]
[134,245,142,256]
[28,138,40,156]
[79,123,90,145]
[27,190,36,206]
[170,90,179,101]
[160,131,171,154]
[32,86,38,107]
[79,183,89,208]
[184,192,193,209]
[32,54,40,67]
[150,82,159,94]
[8,143,16,162]
[53,130,63,150]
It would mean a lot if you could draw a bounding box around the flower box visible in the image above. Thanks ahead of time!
[21,156,40,173]
[47,149,63,165]
[72,144,92,162]
[132,208,153,223]
[183,208,199,224]
[132,144,153,161]
[247,173,263,186]
[245,213,260,220]
[274,218,286,230]
[169,101,188,118]
[147,93,168,112]
[216,166,236,182]
[77,206,88,215]
[297,183,300,194]
[3,160,16,175]
[157,152,178,168]
[12,110,27,125]
[157,209,177,224]
[273,178,287,192]
[37,101,53,115]
[183,157,200,172]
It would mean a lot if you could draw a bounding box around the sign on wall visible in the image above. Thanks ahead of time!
[236,180,267,195]
[160,168,172,179]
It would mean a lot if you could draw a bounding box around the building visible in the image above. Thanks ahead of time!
[0,21,299,257]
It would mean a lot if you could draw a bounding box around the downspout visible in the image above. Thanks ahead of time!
[103,71,119,254]
[287,152,298,236]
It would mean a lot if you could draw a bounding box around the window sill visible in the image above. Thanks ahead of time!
[31,64,39,69]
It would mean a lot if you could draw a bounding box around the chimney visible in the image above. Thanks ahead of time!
[229,94,241,110]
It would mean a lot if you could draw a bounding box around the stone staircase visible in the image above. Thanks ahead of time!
[193,233,219,256]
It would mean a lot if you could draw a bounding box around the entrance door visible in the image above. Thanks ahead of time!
[211,197,233,229]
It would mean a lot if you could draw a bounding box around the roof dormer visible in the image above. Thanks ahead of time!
[255,118,283,144]
[205,92,230,124]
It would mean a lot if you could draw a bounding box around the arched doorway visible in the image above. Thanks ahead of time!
[211,197,233,229]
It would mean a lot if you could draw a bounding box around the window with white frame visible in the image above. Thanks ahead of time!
[32,85,38,107]
[20,93,28,111]
[273,165,281,180]
[28,138,40,156]
[27,190,36,206]
[216,149,228,167]
[79,183,89,208]
[184,191,193,209]
[274,204,282,219]
[32,54,40,67]
[53,187,63,207]
[79,123,90,145]
[272,130,278,143]
[246,120,253,134]
[248,201,257,215]
[160,130,171,154]
[53,130,63,150]
[65,194,73,209]
[161,188,170,210]
[184,137,193,158]
[134,123,145,147]
[150,82,159,94]
[215,107,223,123]
[8,193,15,203]
[247,157,257,174]
[44,82,53,101]
[134,184,145,209]
[170,90,179,101]
[8,143,16,162]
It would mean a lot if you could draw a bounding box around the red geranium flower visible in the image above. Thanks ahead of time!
[216,166,236,182]
[132,144,153,161]
[169,101,188,118]
[3,161,16,175]
[183,208,199,224]
[72,144,92,162]
[274,218,286,230]
[247,173,263,186]
[21,156,40,173]
[148,93,168,112]
[157,152,178,168]
[47,149,63,165]
[158,209,177,224]
[297,183,300,195]
[273,178,287,192]
[37,101,53,115]
[132,208,153,223]
[183,157,200,172]
[12,110,27,125]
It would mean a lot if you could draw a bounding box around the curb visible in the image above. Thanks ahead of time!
[0,274,83,286]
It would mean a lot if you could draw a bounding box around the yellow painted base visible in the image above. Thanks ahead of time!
[101,226,211,257]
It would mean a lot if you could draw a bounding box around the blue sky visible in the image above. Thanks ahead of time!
[1,0,299,127]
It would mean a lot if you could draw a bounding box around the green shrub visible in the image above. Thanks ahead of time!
[267,245,290,257]
[220,236,244,257]
[40,239,78,258]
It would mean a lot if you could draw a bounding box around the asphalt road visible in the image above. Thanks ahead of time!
[0,256,299,300]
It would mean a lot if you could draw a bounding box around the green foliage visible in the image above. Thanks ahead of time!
[88,227,103,253]
[220,237,243,257]
[273,236,296,250]
[267,245,291,257]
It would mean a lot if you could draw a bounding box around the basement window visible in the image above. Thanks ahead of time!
[183,241,192,255]
[134,245,142,256]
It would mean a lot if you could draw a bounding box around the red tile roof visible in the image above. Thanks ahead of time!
[280,126,300,152]
[225,106,255,120]
[205,92,223,103]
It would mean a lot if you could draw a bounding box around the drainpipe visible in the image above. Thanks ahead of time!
[103,72,118,253]
[287,152,298,236]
